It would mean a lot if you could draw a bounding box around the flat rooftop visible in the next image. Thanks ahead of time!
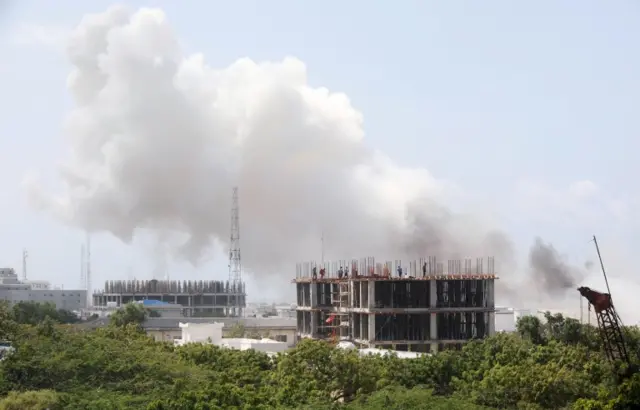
[292,274,498,283]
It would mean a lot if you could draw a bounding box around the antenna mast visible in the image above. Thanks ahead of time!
[86,233,92,307]
[321,231,325,265]
[228,187,242,284]
[21,249,28,281]
[80,244,86,289]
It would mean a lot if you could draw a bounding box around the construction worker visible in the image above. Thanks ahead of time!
[422,262,427,277]
[338,266,344,279]
[397,265,403,278]
[344,267,349,279]
[319,268,326,279]
[312,266,318,279]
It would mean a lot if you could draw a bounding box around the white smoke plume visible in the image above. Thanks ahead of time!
[26,6,551,295]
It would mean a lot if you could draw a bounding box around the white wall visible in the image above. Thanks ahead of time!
[148,329,181,342]
[220,338,288,353]
[147,327,296,346]
[179,322,224,344]
[24,280,51,290]
[0,289,87,310]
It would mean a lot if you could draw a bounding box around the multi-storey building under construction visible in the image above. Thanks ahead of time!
[294,257,496,352]
[93,279,246,317]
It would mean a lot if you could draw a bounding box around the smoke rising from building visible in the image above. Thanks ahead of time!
[24,6,585,298]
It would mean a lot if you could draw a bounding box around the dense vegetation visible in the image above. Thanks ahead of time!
[0,303,639,409]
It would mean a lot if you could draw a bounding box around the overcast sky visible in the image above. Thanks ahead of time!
[0,1,639,318]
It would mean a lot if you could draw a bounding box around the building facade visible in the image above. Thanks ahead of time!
[295,257,497,353]
[0,268,87,311]
[92,279,247,317]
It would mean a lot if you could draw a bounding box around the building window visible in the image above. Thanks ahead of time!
[275,335,287,343]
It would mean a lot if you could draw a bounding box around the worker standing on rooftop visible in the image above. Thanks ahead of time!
[397,265,403,278]
[422,262,427,277]
[312,266,317,279]
[338,266,344,279]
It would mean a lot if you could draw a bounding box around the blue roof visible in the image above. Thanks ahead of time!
[141,300,170,306]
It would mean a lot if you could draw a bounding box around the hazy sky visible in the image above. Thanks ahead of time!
[0,1,638,315]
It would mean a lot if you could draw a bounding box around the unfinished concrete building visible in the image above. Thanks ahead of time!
[294,257,496,352]
[93,279,246,317]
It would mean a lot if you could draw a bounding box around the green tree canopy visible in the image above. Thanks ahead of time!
[10,301,79,326]
[109,302,147,327]
[0,307,638,409]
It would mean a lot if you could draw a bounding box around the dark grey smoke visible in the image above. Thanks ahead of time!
[402,199,453,257]
[529,237,585,294]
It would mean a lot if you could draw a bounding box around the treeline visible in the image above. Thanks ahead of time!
[0,303,639,409]
[4,301,79,327]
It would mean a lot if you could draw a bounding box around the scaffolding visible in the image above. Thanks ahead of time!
[315,275,351,342]
[332,281,350,340]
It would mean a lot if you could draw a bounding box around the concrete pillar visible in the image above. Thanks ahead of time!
[367,313,375,345]
[489,312,496,336]
[429,280,437,308]
[350,280,356,308]
[310,312,317,337]
[488,280,495,307]
[430,313,438,353]
[430,280,438,352]
[430,313,437,340]
[488,279,495,336]
[368,281,375,309]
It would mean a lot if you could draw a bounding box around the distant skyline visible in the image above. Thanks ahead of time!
[0,2,639,317]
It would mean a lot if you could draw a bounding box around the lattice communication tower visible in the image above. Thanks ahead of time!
[228,187,242,284]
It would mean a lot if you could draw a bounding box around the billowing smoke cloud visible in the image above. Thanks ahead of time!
[25,6,572,294]
[528,237,586,294]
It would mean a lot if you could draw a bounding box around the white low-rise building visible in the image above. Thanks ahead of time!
[336,340,429,359]
[177,322,224,345]
[174,322,288,353]
[218,338,289,353]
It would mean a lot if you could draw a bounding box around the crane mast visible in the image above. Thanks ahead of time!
[577,286,629,366]
[578,235,634,379]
